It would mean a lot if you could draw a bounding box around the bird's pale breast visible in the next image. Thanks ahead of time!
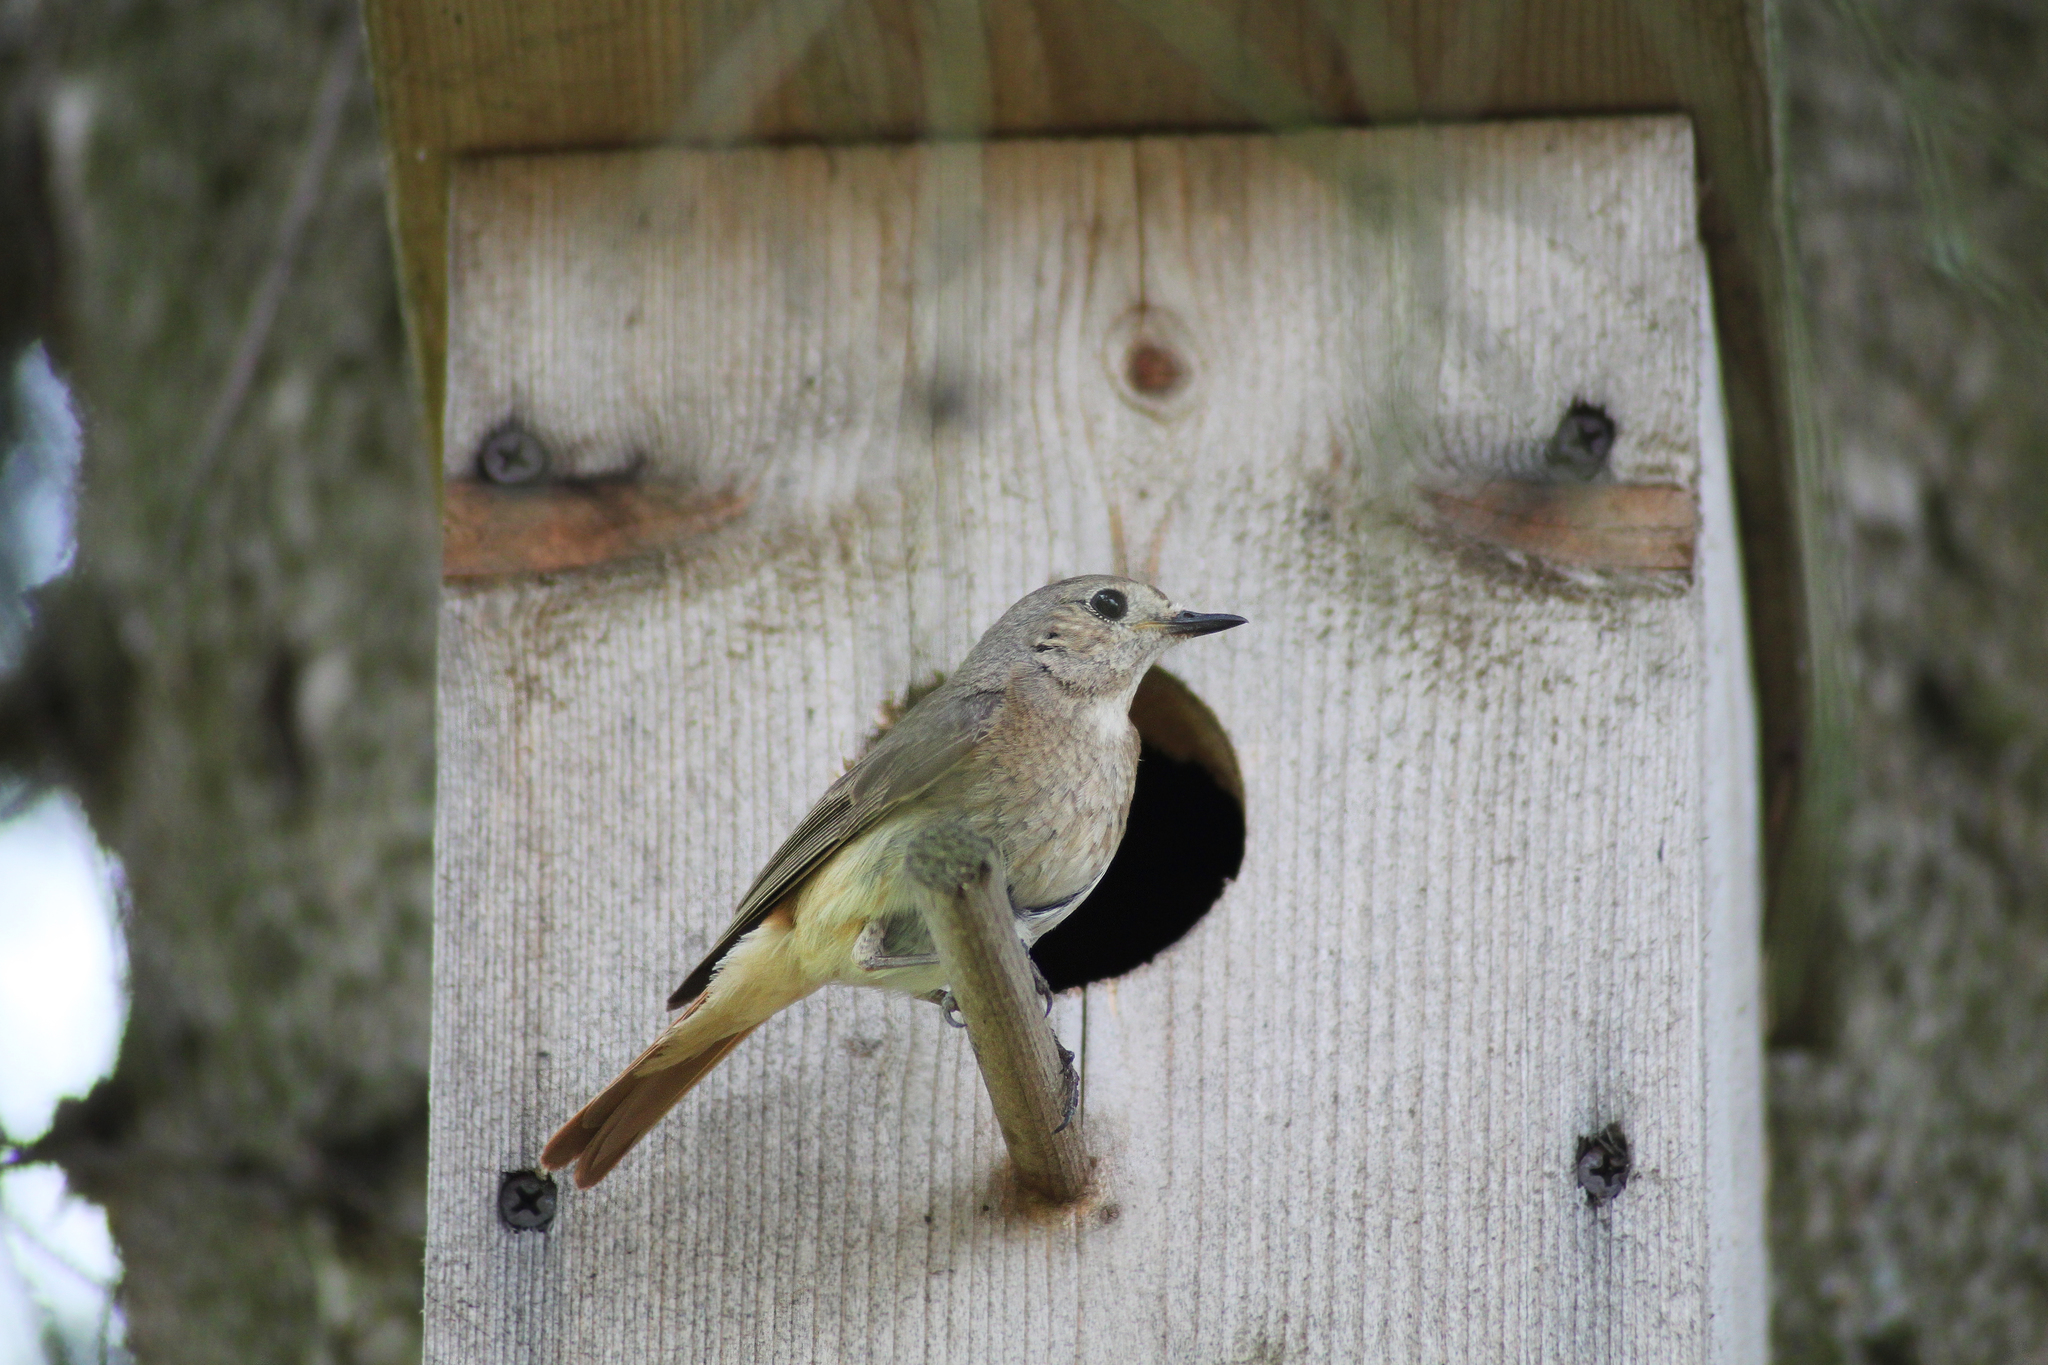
[790,685,1141,994]
[962,691,1139,919]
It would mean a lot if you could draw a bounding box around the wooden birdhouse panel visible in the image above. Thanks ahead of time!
[430,118,1761,1361]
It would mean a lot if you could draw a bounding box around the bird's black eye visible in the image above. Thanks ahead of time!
[1089,588,1128,621]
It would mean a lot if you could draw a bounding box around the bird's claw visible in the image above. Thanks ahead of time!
[1030,958,1055,1018]
[925,986,1079,1130]
[1052,1041,1080,1132]
[926,962,1054,1027]
[927,988,968,1028]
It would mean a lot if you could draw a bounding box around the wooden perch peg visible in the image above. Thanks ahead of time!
[908,825,1094,1207]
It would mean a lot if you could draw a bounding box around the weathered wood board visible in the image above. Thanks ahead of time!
[431,119,1763,1361]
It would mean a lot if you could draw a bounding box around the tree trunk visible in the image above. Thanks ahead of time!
[1770,0,2048,1359]
[1,1,434,1360]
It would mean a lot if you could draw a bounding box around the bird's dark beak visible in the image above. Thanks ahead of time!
[1163,610,1248,637]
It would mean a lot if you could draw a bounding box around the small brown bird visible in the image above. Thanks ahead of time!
[541,575,1245,1188]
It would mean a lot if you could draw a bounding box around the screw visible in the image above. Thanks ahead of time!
[1541,402,1615,482]
[1575,1123,1632,1206]
[498,1169,558,1231]
[1124,341,1186,398]
[475,424,551,486]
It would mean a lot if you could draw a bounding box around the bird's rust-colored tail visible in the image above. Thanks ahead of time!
[541,1015,760,1188]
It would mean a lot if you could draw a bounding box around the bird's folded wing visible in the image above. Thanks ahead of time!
[665,680,1004,1008]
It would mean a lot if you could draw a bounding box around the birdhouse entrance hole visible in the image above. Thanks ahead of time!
[1029,667,1245,992]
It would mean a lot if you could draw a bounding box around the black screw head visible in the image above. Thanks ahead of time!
[498,1169,558,1231]
[1575,1123,1632,1206]
[475,424,551,486]
[1542,402,1616,482]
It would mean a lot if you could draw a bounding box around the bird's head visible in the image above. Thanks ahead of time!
[982,574,1246,699]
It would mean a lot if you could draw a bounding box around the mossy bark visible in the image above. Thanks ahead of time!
[1,1,434,1360]
[1771,1,2048,1359]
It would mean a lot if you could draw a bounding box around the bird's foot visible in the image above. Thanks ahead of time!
[924,963,1053,1027]
[1029,957,1056,1018]
[925,988,969,1028]
[1053,1040,1080,1133]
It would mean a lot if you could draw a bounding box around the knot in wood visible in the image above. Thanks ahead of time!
[1124,341,1186,397]
[905,824,996,893]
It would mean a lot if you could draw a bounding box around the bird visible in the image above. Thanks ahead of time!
[540,574,1246,1188]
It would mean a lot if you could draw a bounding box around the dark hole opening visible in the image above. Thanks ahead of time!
[1030,668,1245,992]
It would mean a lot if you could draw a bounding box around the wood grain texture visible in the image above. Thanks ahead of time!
[366,0,1806,936]
[430,120,1762,1361]
[364,0,1774,456]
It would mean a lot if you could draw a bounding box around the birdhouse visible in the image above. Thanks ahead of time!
[369,3,1784,1358]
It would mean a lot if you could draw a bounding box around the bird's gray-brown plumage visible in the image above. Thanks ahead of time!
[541,575,1244,1187]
